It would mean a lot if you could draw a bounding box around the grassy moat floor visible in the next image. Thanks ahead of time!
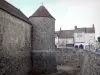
[28,65,81,75]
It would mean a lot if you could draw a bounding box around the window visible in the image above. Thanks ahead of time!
[77,33,82,37]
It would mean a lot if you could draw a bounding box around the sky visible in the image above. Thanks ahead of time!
[6,0,100,39]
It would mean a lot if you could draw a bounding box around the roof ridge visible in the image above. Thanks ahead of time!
[0,0,31,24]
[80,27,86,28]
[5,1,19,11]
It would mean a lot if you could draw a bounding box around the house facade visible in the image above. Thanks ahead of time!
[55,25,95,50]
[74,25,95,50]
[55,29,74,48]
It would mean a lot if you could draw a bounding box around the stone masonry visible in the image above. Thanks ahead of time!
[56,48,100,75]
[56,48,84,69]
[29,11,57,73]
[0,9,32,75]
[0,1,57,75]
[81,50,100,75]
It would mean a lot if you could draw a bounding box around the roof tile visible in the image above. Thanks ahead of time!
[56,30,74,38]
[74,27,95,33]
[0,0,31,24]
[31,5,55,19]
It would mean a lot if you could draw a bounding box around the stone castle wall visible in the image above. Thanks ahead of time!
[29,17,55,50]
[29,17,57,73]
[0,9,32,75]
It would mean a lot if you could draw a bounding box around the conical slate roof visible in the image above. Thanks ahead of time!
[31,5,55,19]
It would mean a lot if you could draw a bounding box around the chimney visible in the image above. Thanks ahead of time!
[75,26,77,29]
[93,24,94,28]
[60,27,62,31]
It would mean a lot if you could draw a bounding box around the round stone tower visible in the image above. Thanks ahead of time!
[29,5,57,74]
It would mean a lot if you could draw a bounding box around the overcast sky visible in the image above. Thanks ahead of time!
[6,0,100,39]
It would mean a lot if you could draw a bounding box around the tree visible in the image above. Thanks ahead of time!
[97,36,100,43]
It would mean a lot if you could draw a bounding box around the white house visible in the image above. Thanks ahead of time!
[74,25,95,50]
[55,25,95,50]
[96,41,100,49]
[55,29,74,48]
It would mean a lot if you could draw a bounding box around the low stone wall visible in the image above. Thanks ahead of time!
[56,48,100,75]
[82,51,100,75]
[56,48,84,69]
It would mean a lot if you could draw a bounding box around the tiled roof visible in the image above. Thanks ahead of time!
[31,5,55,19]
[0,0,31,24]
[75,27,95,33]
[55,26,95,39]
[86,27,95,33]
[56,30,74,38]
[74,28,86,33]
